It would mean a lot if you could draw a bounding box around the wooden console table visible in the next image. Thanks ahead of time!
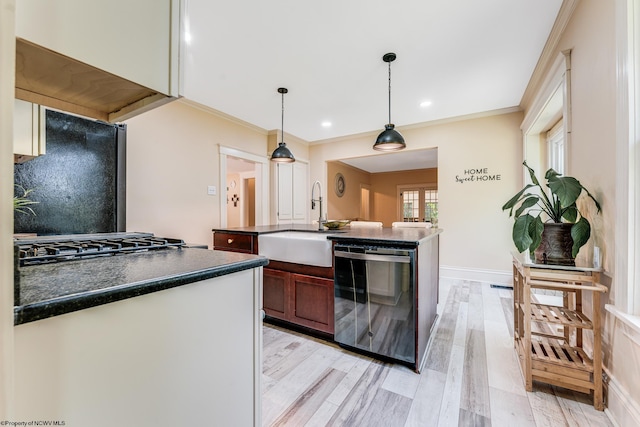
[512,253,607,410]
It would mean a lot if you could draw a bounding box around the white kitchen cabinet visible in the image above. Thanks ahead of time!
[277,163,294,220]
[15,0,180,122]
[13,98,44,161]
[274,162,308,223]
[292,162,308,220]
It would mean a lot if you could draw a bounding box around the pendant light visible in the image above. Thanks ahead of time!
[373,53,406,151]
[270,87,296,163]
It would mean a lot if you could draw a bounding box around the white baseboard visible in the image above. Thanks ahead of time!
[605,372,640,427]
[440,265,512,286]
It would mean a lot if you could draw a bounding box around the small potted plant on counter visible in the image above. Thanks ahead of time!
[502,161,601,265]
[13,184,38,216]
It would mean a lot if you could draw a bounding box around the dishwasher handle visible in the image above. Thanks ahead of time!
[334,250,412,264]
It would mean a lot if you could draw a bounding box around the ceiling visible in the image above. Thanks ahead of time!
[183,0,562,147]
[339,148,438,173]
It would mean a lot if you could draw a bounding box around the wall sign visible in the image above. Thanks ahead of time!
[455,168,501,184]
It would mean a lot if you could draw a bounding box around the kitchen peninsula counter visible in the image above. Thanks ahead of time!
[14,247,268,325]
[13,245,267,426]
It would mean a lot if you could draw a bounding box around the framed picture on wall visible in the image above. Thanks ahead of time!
[335,173,345,197]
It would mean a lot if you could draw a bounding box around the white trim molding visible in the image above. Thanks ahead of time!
[605,305,640,427]
[615,0,640,315]
[606,374,640,427]
[219,145,269,227]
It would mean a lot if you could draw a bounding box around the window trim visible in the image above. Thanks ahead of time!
[614,0,640,315]
[522,50,572,181]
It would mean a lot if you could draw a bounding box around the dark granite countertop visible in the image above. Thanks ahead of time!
[212,224,333,235]
[327,227,442,247]
[213,224,442,247]
[14,247,268,325]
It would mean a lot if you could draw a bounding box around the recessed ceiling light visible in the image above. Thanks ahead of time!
[321,121,332,128]
[420,100,433,108]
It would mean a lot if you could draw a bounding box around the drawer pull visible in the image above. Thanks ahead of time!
[228,238,234,244]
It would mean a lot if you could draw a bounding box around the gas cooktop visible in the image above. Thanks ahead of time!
[14,232,185,266]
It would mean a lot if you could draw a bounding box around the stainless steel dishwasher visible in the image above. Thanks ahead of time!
[333,244,416,365]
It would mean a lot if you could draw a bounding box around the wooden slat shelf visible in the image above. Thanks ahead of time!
[512,254,607,411]
[530,303,592,329]
[529,338,593,371]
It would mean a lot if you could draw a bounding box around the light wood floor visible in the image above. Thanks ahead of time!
[262,278,614,427]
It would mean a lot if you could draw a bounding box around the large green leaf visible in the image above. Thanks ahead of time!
[502,184,536,215]
[561,205,578,223]
[512,215,535,253]
[548,175,582,208]
[571,217,591,257]
[544,168,561,181]
[528,216,545,253]
[514,196,539,218]
[523,161,541,186]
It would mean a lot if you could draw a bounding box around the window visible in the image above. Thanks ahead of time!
[425,189,439,223]
[402,190,420,222]
[400,186,438,223]
[547,119,565,174]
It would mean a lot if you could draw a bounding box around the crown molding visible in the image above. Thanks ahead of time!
[520,0,580,109]
[309,106,522,146]
[178,97,268,135]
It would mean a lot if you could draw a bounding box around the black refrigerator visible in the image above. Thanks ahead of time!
[14,109,126,236]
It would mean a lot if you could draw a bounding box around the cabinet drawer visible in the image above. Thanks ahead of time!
[213,232,255,254]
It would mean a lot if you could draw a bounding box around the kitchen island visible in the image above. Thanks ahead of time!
[213,225,441,372]
[13,239,267,427]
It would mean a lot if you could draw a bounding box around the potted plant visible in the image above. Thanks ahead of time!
[13,185,38,216]
[502,161,601,265]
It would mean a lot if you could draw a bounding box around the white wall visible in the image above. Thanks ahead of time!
[521,1,637,424]
[124,100,269,247]
[310,110,524,283]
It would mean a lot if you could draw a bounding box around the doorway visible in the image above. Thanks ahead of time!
[226,156,257,227]
[219,146,269,228]
[360,184,371,220]
[244,178,256,227]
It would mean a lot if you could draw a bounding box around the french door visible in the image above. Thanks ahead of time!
[399,185,438,223]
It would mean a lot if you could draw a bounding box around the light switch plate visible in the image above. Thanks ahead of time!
[207,185,216,195]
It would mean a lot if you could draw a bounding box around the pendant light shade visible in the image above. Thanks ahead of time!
[373,53,406,152]
[270,87,295,163]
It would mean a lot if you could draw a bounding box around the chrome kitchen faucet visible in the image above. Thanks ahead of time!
[311,181,324,230]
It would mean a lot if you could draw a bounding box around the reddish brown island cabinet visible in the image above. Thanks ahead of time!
[213,230,335,335]
[213,231,257,254]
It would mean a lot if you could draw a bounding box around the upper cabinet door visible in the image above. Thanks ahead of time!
[13,99,45,160]
[15,0,179,97]
[292,162,308,221]
[277,163,293,221]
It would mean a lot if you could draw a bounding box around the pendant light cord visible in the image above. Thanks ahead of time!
[281,91,285,143]
[388,60,392,125]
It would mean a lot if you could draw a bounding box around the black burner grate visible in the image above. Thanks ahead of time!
[16,233,185,266]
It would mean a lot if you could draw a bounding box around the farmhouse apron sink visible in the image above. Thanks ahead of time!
[258,232,334,267]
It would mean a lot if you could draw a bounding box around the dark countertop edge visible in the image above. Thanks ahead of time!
[14,257,269,326]
[212,225,338,236]
[328,237,419,247]
[327,229,442,246]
